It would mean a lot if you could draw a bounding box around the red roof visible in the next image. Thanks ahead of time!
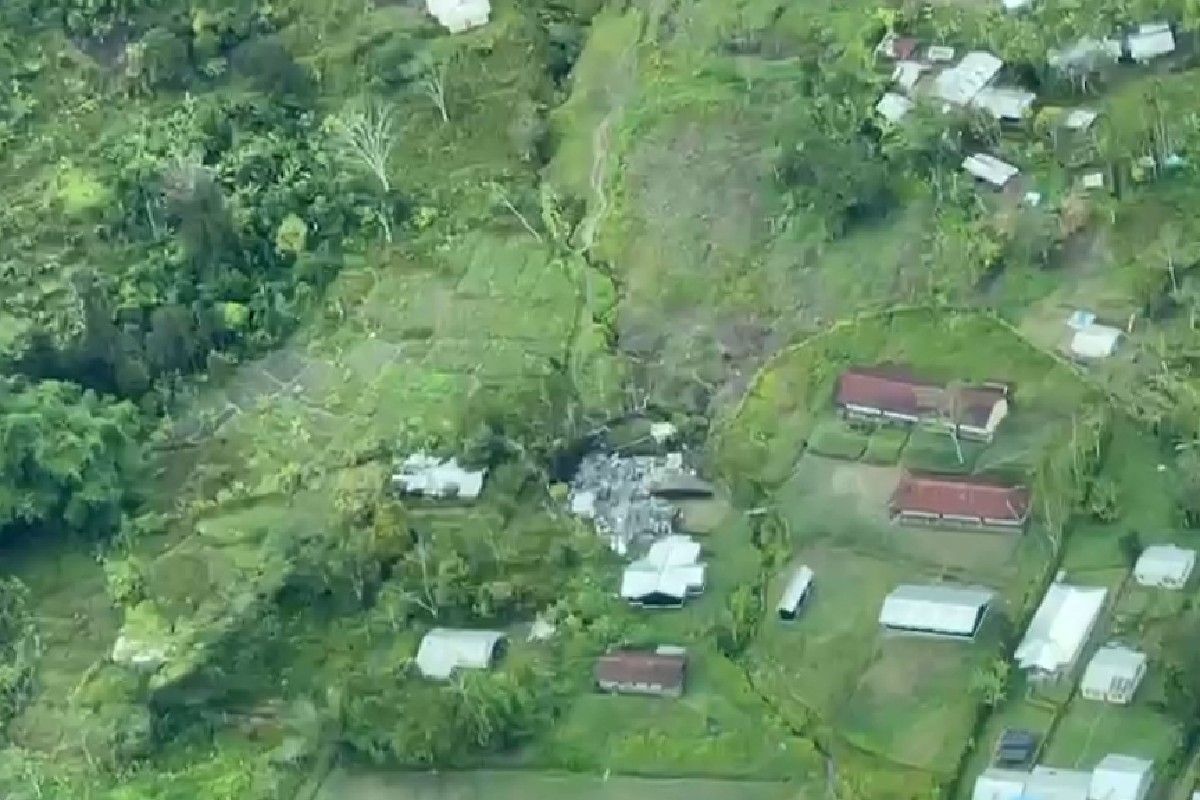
[893,37,920,60]
[835,367,1007,426]
[595,651,686,689]
[835,367,939,417]
[889,472,1031,522]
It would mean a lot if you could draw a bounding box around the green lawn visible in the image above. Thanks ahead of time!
[1043,701,1182,769]
[807,417,869,460]
[317,768,804,800]
[863,426,911,465]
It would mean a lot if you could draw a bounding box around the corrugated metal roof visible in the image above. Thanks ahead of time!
[1090,755,1152,800]
[1135,544,1196,586]
[416,628,505,680]
[1015,584,1106,672]
[1070,325,1122,359]
[963,153,1019,187]
[777,565,815,614]
[877,92,915,124]
[1081,645,1146,699]
[394,453,487,499]
[1127,23,1175,61]
[879,583,994,636]
[595,650,686,689]
[621,536,706,603]
[972,87,1037,121]
[935,51,1003,105]
[425,0,491,33]
[889,472,1031,523]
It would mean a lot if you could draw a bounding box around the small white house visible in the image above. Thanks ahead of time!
[393,453,486,500]
[892,61,929,93]
[1127,23,1175,62]
[877,92,915,124]
[935,51,1004,106]
[1065,108,1099,131]
[425,0,491,33]
[963,154,1020,188]
[1070,324,1122,360]
[1091,754,1153,800]
[1015,583,1106,677]
[777,565,815,620]
[1135,544,1196,588]
[621,535,707,607]
[1081,645,1147,704]
[416,628,506,680]
[972,87,1037,121]
[879,584,994,639]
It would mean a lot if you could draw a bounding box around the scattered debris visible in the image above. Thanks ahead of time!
[649,421,678,444]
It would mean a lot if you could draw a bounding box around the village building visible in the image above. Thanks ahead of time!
[1065,108,1100,131]
[424,0,491,33]
[877,92,915,124]
[889,472,1031,530]
[1126,23,1175,62]
[834,367,1010,441]
[973,754,1152,800]
[1069,323,1123,360]
[934,51,1004,106]
[972,86,1037,121]
[879,584,994,639]
[777,565,815,620]
[963,153,1020,189]
[1049,38,1122,74]
[1014,583,1107,678]
[415,628,506,680]
[620,535,707,607]
[892,60,930,94]
[994,729,1039,769]
[594,648,687,697]
[393,453,486,500]
[1134,544,1195,588]
[1080,644,1147,704]
[927,45,956,62]
[876,32,920,60]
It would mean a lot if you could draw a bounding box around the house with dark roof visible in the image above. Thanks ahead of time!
[594,648,686,697]
[889,472,1032,531]
[834,366,1010,441]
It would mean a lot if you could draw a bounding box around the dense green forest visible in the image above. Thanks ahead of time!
[5,0,1200,797]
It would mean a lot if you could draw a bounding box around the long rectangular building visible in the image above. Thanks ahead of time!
[889,472,1031,530]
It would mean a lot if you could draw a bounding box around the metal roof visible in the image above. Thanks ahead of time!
[425,0,491,33]
[621,536,706,603]
[1015,584,1106,672]
[1090,755,1153,800]
[394,453,486,499]
[963,153,1019,187]
[1065,108,1099,130]
[879,584,994,636]
[1135,544,1196,586]
[1081,645,1146,699]
[972,87,1037,121]
[890,472,1031,523]
[877,92,915,124]
[1127,23,1175,61]
[777,565,815,614]
[934,51,1003,105]
[415,628,505,680]
[1070,324,1122,359]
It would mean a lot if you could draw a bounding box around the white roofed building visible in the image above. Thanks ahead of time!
[879,584,994,639]
[877,92,915,124]
[1070,324,1122,360]
[1091,755,1153,800]
[621,535,706,607]
[973,755,1153,800]
[416,628,506,680]
[394,453,487,500]
[1081,645,1146,704]
[425,0,491,33]
[1015,583,1106,678]
[777,565,815,620]
[934,51,1004,106]
[1065,108,1099,131]
[893,61,929,94]
[1126,23,1175,62]
[973,87,1036,121]
[1134,544,1195,588]
[963,154,1020,188]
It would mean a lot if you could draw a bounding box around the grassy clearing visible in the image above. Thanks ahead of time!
[863,426,911,465]
[807,418,869,460]
[1043,701,1182,769]
[316,768,803,800]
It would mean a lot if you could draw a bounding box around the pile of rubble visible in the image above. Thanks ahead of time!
[567,452,712,555]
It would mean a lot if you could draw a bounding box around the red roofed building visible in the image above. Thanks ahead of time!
[889,472,1032,530]
[834,366,1010,442]
[595,649,686,697]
